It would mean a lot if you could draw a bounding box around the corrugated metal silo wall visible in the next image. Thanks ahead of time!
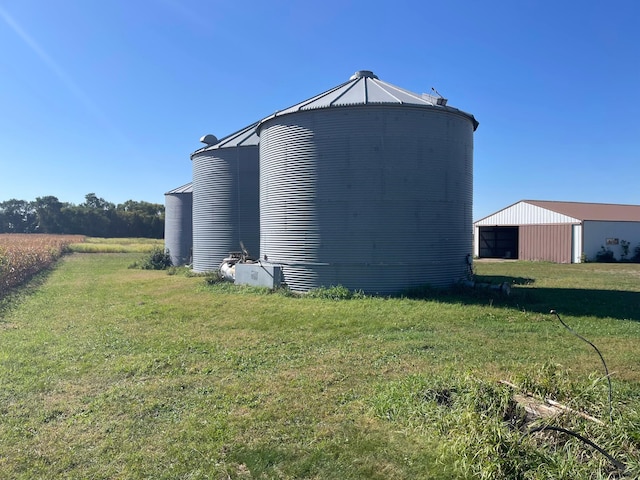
[192,146,259,272]
[260,106,474,294]
[164,192,193,266]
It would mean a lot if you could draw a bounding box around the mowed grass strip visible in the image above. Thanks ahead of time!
[1,254,639,478]
[68,237,163,253]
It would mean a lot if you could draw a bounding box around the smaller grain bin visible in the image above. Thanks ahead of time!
[191,123,260,273]
[164,182,193,266]
[258,70,478,294]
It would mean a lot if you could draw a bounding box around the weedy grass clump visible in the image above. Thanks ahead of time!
[128,246,173,270]
[205,282,368,299]
[202,276,289,296]
[305,285,367,300]
[371,369,640,479]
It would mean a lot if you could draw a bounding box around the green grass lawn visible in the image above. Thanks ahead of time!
[1,254,639,479]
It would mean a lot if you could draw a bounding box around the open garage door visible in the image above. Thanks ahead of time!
[478,226,518,259]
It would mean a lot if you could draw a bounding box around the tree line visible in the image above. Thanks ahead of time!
[0,193,164,238]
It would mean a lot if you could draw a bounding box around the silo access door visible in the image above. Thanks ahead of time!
[478,226,519,259]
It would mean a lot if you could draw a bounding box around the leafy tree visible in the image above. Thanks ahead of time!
[0,194,164,238]
[82,193,115,212]
[76,193,115,236]
[115,200,164,238]
[33,196,66,234]
[0,199,37,233]
[117,200,162,217]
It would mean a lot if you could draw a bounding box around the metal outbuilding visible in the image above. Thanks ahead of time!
[474,200,640,263]
[191,123,260,273]
[164,182,193,266]
[257,70,479,293]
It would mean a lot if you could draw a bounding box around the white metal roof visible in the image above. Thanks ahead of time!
[257,70,479,131]
[191,121,259,158]
[475,200,640,226]
[165,182,193,195]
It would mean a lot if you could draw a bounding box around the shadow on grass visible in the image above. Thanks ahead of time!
[507,287,640,322]
[474,275,536,286]
[404,275,640,322]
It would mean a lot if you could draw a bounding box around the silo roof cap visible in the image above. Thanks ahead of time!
[257,70,478,132]
[200,134,219,146]
[191,121,259,158]
[349,70,379,80]
[165,182,193,195]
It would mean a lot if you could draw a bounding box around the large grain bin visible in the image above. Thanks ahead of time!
[164,182,193,266]
[257,70,479,294]
[191,123,260,273]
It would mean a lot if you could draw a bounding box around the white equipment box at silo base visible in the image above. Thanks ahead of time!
[235,263,283,289]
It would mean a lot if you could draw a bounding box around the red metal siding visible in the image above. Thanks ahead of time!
[519,224,573,263]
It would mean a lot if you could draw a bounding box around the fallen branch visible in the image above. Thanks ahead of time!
[499,380,604,425]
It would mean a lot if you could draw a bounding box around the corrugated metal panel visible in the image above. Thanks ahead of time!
[475,201,579,226]
[259,105,475,294]
[165,182,193,195]
[260,71,478,131]
[519,224,573,263]
[191,145,259,273]
[191,122,259,156]
[164,187,193,266]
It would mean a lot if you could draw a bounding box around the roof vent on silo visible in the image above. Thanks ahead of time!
[200,134,219,146]
[349,70,379,80]
[430,87,448,106]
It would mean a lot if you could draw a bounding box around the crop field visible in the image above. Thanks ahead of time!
[0,234,84,298]
[1,253,639,479]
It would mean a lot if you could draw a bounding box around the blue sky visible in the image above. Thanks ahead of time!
[0,0,638,221]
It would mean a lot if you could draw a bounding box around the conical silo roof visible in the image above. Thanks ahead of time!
[191,121,259,158]
[257,70,478,131]
[165,182,193,195]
